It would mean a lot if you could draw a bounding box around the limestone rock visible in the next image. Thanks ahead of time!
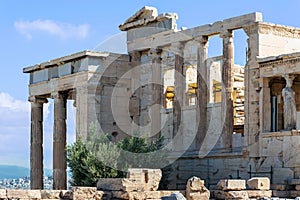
[60,190,72,199]
[112,191,130,199]
[247,177,270,190]
[127,168,162,191]
[41,190,61,199]
[71,187,97,200]
[213,190,226,200]
[186,176,205,191]
[97,168,162,192]
[186,176,210,200]
[7,189,41,199]
[122,178,144,192]
[225,191,249,200]
[217,179,246,191]
[162,193,187,200]
[95,191,104,200]
[246,190,272,198]
[97,178,125,191]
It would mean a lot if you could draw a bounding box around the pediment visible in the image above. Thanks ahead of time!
[123,6,158,25]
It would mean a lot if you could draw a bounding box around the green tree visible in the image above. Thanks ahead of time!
[67,123,171,188]
[66,124,121,186]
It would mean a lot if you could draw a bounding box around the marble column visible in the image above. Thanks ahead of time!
[150,48,162,140]
[75,86,88,140]
[52,92,67,190]
[259,78,271,132]
[173,42,184,151]
[197,36,209,148]
[221,30,234,150]
[282,74,297,130]
[29,96,48,189]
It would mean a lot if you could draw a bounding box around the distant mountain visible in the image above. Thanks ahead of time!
[0,165,52,179]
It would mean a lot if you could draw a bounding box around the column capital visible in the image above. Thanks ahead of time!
[220,30,233,38]
[129,50,141,58]
[149,48,162,54]
[149,48,162,60]
[283,74,296,87]
[195,36,209,45]
[28,96,48,104]
[51,91,68,100]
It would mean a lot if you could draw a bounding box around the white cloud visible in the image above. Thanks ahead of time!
[0,92,29,113]
[0,92,50,120]
[14,19,89,40]
[0,92,51,167]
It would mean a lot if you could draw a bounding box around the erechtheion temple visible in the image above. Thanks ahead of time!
[24,6,300,191]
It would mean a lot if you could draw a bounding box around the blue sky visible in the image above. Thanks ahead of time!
[1,0,300,169]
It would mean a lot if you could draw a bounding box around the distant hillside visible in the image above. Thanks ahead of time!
[0,165,29,179]
[0,165,52,179]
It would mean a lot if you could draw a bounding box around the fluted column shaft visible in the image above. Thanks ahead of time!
[29,96,47,189]
[221,30,234,150]
[197,36,209,148]
[52,92,67,190]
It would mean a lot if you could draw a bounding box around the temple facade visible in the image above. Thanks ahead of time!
[24,6,300,189]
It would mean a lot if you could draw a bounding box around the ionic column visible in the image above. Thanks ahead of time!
[29,96,48,189]
[259,78,271,132]
[196,36,209,148]
[52,92,67,190]
[221,30,234,150]
[75,86,88,140]
[173,42,184,151]
[150,48,162,140]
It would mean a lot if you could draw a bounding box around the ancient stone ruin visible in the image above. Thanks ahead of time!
[22,6,300,198]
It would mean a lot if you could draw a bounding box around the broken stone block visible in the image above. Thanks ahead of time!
[60,190,72,199]
[95,191,104,200]
[97,168,162,192]
[246,190,272,198]
[41,190,61,199]
[247,177,270,190]
[217,179,246,191]
[98,178,125,191]
[112,191,130,199]
[122,177,144,192]
[127,168,162,191]
[186,176,210,200]
[225,191,249,200]
[162,193,187,200]
[7,189,41,199]
[212,190,226,199]
[71,187,97,200]
[186,176,205,191]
